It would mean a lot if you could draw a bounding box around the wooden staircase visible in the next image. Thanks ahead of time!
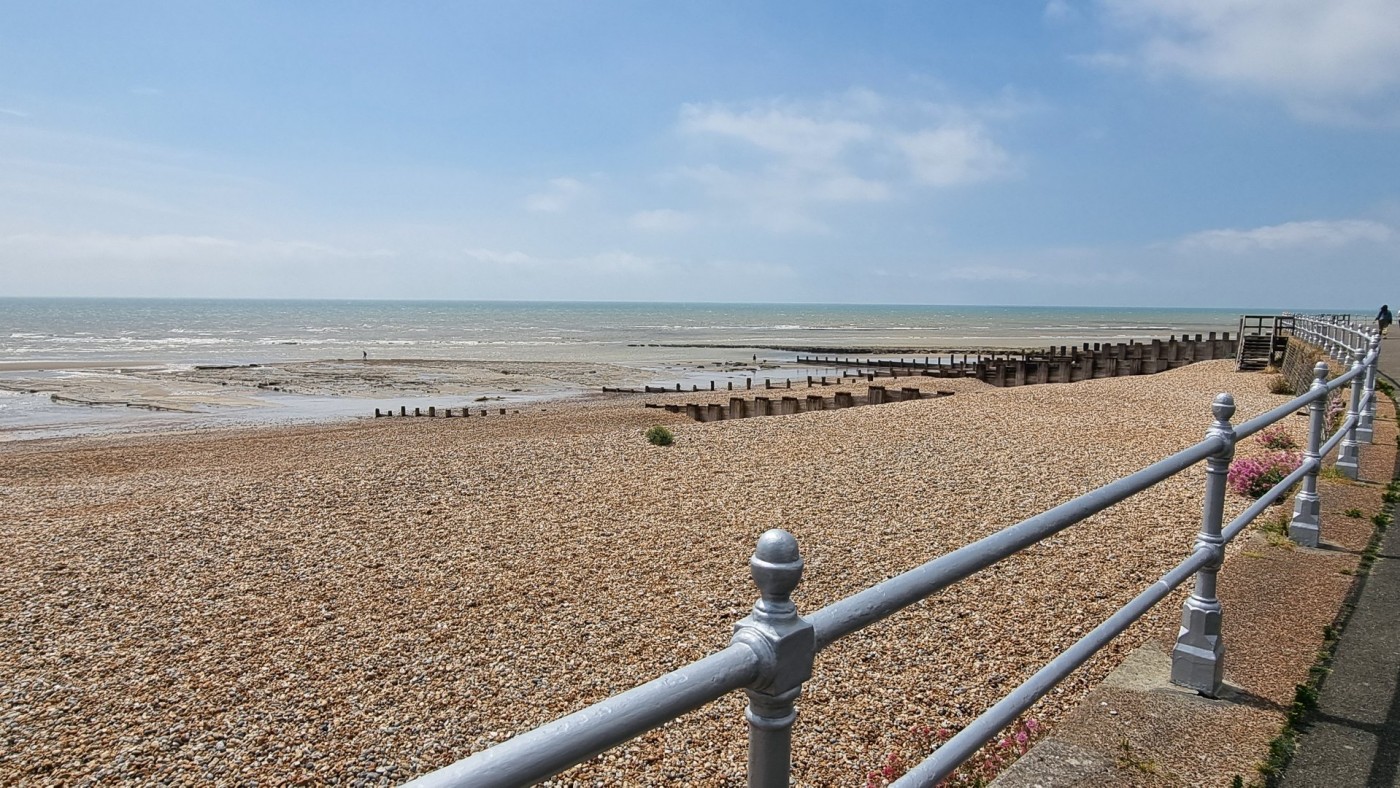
[1236,315,1292,370]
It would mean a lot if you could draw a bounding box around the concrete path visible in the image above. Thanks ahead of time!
[1379,335,1400,387]
[1283,517,1400,787]
[1284,335,1400,787]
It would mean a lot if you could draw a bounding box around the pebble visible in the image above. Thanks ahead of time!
[0,360,1296,785]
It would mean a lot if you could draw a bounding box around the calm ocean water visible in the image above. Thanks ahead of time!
[2,298,1273,366]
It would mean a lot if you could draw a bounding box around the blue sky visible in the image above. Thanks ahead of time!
[1,1,1397,307]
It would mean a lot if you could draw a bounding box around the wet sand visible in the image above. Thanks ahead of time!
[0,359,680,441]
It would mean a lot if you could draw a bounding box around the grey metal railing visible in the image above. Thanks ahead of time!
[405,315,1382,788]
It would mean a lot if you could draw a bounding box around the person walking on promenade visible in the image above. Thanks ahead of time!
[1379,305,1393,338]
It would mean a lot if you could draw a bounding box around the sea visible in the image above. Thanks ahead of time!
[0,298,1331,441]
[1,298,1273,365]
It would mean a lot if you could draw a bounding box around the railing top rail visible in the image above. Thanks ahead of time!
[807,433,1224,649]
[409,644,761,787]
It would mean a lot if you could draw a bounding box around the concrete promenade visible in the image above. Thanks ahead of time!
[1284,336,1400,788]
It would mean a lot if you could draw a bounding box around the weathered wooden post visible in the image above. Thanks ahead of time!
[746,378,752,390]
[731,398,747,418]
[375,408,382,417]
[414,407,421,417]
[1172,393,1235,697]
[400,406,407,417]
[707,404,724,421]
[1290,362,1329,547]
[428,406,436,417]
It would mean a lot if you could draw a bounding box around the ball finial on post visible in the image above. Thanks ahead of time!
[751,529,803,620]
[1211,392,1236,426]
[1312,361,1329,384]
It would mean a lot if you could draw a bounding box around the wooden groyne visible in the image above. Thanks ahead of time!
[797,332,1237,388]
[373,406,520,418]
[603,374,864,395]
[651,385,955,422]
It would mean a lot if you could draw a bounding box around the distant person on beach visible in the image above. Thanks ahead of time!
[362,350,368,360]
[1379,305,1393,338]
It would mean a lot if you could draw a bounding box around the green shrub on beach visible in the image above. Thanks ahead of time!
[645,425,674,446]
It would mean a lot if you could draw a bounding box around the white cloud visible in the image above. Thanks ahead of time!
[1045,0,1077,23]
[679,101,874,164]
[1097,0,1400,123]
[0,107,30,118]
[673,91,1018,234]
[896,126,1014,186]
[809,175,891,202]
[0,232,398,296]
[1070,51,1132,69]
[628,209,698,232]
[462,247,534,266]
[524,177,589,213]
[1175,219,1397,253]
[941,265,1039,283]
[677,164,835,234]
[462,247,662,276]
[0,231,394,263]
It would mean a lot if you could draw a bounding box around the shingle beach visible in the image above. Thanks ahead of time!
[0,360,1309,785]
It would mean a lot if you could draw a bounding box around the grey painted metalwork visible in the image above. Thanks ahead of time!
[406,643,759,788]
[1358,334,1380,443]
[404,313,1384,788]
[1290,362,1330,547]
[1337,351,1365,480]
[731,529,814,788]
[806,436,1224,650]
[891,547,1216,787]
[1171,394,1234,696]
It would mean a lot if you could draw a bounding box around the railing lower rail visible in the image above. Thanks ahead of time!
[406,314,1383,788]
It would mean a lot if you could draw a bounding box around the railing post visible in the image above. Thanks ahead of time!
[1337,351,1365,480]
[1172,393,1235,697]
[730,530,814,788]
[1290,363,1330,547]
[1357,333,1380,444]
